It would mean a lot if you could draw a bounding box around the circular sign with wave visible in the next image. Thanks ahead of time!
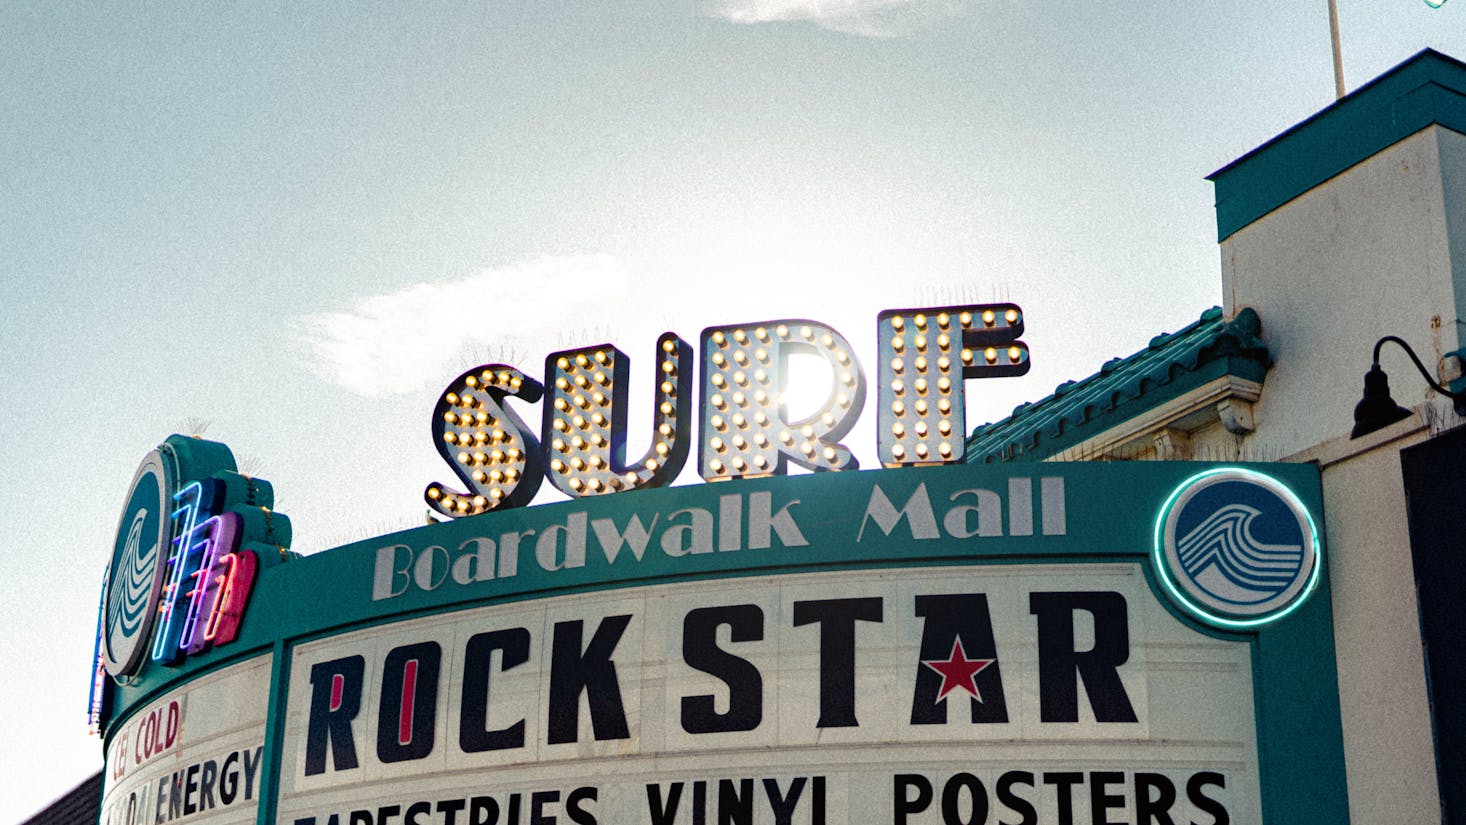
[1154,468,1320,629]
[103,449,176,677]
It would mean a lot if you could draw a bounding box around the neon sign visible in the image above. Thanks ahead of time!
[426,304,1030,517]
[97,436,291,691]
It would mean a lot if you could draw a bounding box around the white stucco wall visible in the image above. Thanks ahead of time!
[1220,125,1464,456]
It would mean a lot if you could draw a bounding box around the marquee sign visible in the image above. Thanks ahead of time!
[93,305,1349,824]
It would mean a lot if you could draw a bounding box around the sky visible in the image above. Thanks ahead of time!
[2,1,1463,819]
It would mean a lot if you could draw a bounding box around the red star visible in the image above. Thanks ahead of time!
[922,639,994,703]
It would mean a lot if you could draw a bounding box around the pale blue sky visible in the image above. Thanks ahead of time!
[3,2,1463,819]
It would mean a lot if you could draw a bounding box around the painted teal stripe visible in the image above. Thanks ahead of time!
[1210,49,1466,242]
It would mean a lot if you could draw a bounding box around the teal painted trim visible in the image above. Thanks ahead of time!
[255,640,290,825]
[1209,49,1466,241]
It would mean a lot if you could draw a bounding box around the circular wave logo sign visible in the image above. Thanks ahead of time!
[1155,468,1320,629]
[103,450,174,677]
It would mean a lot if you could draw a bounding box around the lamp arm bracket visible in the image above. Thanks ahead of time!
[1372,335,1466,401]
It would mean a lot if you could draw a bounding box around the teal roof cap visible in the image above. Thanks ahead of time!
[1209,48,1466,241]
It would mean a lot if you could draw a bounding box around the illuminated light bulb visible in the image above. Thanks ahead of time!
[754,412,768,426]
[985,347,998,364]
[591,413,605,426]
[1008,346,1021,362]
[589,455,605,469]
[645,458,659,470]
[754,369,768,385]
[490,469,504,483]
[776,324,789,338]
[779,430,794,445]
[712,374,727,388]
[473,469,487,482]
[821,412,835,427]
[732,435,747,449]
[915,422,928,437]
[712,352,727,367]
[662,339,676,353]
[570,436,584,450]
[712,331,726,346]
[937,334,950,349]
[711,437,726,452]
[444,432,458,444]
[592,391,607,406]
[754,433,768,447]
[938,399,951,414]
[625,471,639,484]
[556,357,570,370]
[590,433,605,447]
[892,401,905,416]
[574,354,589,368]
[734,329,748,344]
[755,327,769,341]
[733,413,748,428]
[914,356,927,372]
[801,424,815,438]
[755,348,769,363]
[427,486,442,500]
[939,420,952,436]
[892,316,905,331]
[555,378,570,391]
[662,361,676,375]
[473,451,488,464]
[892,379,905,394]
[914,314,927,329]
[498,371,512,384]
[711,394,726,409]
[444,411,459,423]
[457,451,470,464]
[937,313,950,328]
[822,447,837,462]
[554,398,570,412]
[472,494,487,508]
[835,349,850,365]
[754,390,768,404]
[821,333,834,348]
[473,431,488,444]
[572,415,586,429]
[915,443,929,458]
[660,401,674,415]
[569,478,583,491]
[574,374,589,389]
[465,375,479,388]
[710,459,725,473]
[734,371,747,386]
[593,371,608,385]
[892,422,906,438]
[938,356,951,370]
[754,455,768,468]
[937,377,952,392]
[552,438,566,452]
[892,444,906,460]
[893,337,905,353]
[661,381,675,394]
[982,310,996,326]
[800,326,813,340]
[490,449,505,463]
[940,442,954,458]
[841,371,855,386]
[586,478,601,492]
[915,335,928,351]
[655,442,670,456]
[594,350,609,365]
[801,442,816,456]
[489,488,504,500]
[1005,309,1018,324]
[658,423,672,436]
[445,393,460,405]
[732,456,746,470]
[916,400,929,415]
[711,414,726,430]
[733,350,748,365]
[550,459,565,473]
[914,378,928,394]
[836,393,849,408]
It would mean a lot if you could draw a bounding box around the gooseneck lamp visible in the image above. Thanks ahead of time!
[1351,336,1466,439]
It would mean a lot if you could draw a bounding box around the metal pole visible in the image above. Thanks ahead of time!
[1328,0,1346,99]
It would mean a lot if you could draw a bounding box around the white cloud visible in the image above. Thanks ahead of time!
[297,254,628,397]
[706,0,972,37]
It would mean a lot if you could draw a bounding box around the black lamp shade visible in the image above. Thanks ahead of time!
[1352,364,1413,439]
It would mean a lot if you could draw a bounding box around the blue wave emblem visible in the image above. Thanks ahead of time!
[1175,503,1303,606]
